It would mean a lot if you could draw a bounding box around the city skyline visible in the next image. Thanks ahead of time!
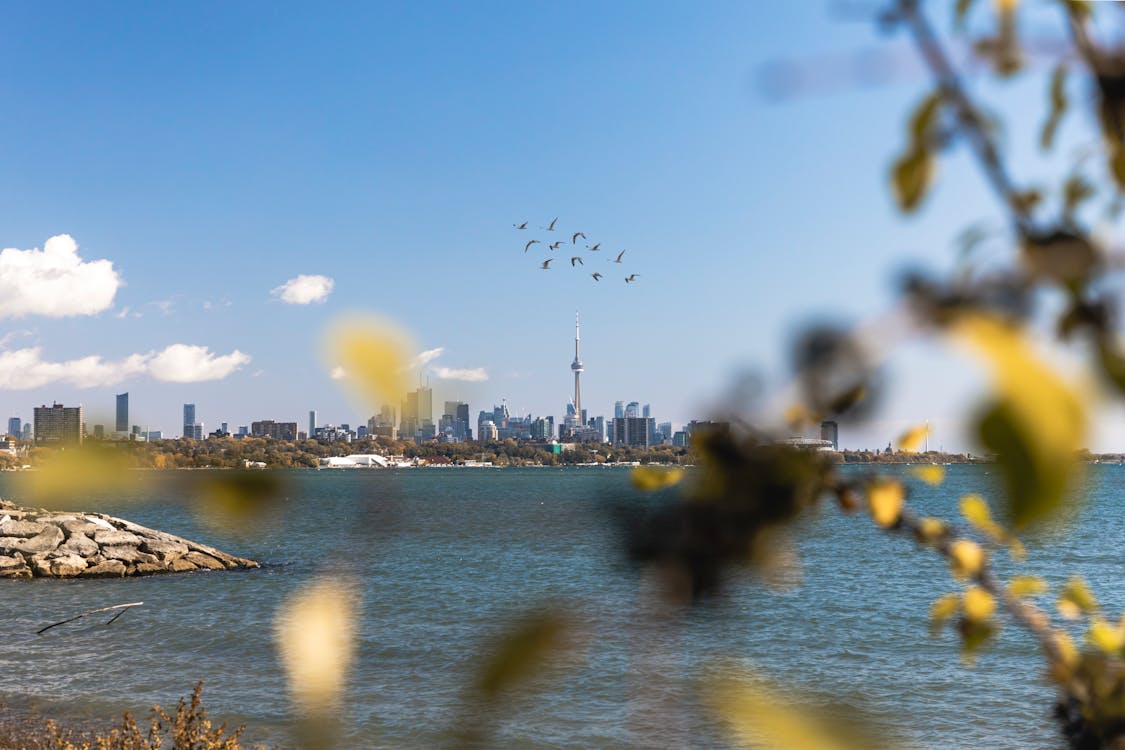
[2,312,694,442]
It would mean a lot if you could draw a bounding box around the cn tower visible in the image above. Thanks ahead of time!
[571,311,583,422]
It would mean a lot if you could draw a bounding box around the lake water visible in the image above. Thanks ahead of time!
[0,464,1120,749]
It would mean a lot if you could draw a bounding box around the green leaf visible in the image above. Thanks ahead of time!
[1040,64,1068,151]
[909,91,944,144]
[891,146,935,213]
[976,398,1074,529]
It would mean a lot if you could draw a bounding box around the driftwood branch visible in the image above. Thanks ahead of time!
[37,601,144,635]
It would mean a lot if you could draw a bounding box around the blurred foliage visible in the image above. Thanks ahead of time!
[274,576,359,749]
[0,681,266,750]
[19,2,1125,748]
[619,2,1125,747]
[708,667,909,750]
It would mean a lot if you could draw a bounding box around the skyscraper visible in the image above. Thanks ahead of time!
[183,404,196,439]
[571,311,584,424]
[34,403,83,445]
[444,401,470,441]
[614,401,624,419]
[6,417,20,438]
[116,393,128,433]
[309,410,317,439]
[820,420,839,451]
[400,385,433,441]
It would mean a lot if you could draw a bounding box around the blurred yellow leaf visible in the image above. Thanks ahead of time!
[951,314,1086,528]
[1008,575,1048,598]
[960,619,997,665]
[930,593,960,636]
[867,479,904,528]
[324,314,413,412]
[1057,576,1098,620]
[275,576,359,715]
[960,494,993,528]
[1053,630,1080,671]
[1088,618,1125,654]
[897,424,929,452]
[908,91,943,143]
[473,610,569,697]
[193,471,288,537]
[891,146,936,213]
[962,586,996,622]
[910,465,944,486]
[915,516,948,545]
[707,669,895,750]
[959,494,1026,561]
[18,448,144,509]
[630,466,685,492]
[949,539,986,581]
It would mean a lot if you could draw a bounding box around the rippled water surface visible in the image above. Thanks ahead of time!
[0,464,1120,749]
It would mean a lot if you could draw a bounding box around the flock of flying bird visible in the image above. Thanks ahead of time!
[514,217,639,283]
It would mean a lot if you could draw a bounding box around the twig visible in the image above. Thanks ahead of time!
[37,602,144,635]
[896,0,1035,236]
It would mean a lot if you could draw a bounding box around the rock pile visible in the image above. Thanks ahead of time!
[0,500,259,578]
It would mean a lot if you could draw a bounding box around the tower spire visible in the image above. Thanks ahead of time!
[571,310,584,427]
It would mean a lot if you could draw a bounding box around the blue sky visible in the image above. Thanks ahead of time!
[0,2,1114,451]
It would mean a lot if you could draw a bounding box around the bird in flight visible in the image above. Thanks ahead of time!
[543,217,558,231]
[591,272,602,281]
[588,243,601,252]
[549,241,563,251]
[540,258,554,269]
[625,274,639,283]
[572,231,586,244]
[570,256,583,267]
[613,250,626,263]
[513,221,527,230]
[524,240,540,253]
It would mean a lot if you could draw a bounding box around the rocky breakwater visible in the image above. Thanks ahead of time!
[0,500,259,578]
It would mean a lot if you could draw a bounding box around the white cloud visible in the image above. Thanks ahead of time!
[431,366,489,382]
[147,298,177,316]
[0,235,121,319]
[0,344,251,389]
[272,274,334,305]
[147,344,251,382]
[413,347,444,367]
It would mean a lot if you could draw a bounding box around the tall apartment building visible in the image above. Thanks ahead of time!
[400,385,433,441]
[34,403,83,445]
[116,393,129,433]
[251,420,298,440]
[183,404,197,439]
[612,415,653,449]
